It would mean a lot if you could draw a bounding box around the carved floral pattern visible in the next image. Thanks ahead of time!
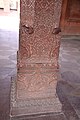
[17,0,62,99]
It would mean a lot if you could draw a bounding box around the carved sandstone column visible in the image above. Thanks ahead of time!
[10,0,66,120]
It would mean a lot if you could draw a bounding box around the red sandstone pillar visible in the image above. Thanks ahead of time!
[10,0,66,120]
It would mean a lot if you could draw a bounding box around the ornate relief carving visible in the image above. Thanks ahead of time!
[17,0,62,99]
[10,0,63,118]
[17,64,57,92]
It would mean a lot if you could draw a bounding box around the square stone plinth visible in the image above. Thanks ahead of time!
[10,76,66,120]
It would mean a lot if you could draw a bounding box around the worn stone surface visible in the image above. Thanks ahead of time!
[10,0,64,119]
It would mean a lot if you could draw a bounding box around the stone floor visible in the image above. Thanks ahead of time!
[58,36,80,120]
[0,10,19,120]
[0,10,80,120]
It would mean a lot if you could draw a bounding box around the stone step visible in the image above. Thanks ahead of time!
[61,35,80,40]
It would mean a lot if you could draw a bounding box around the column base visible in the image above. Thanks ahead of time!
[10,76,67,120]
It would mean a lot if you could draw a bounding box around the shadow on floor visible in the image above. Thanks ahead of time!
[57,71,80,120]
